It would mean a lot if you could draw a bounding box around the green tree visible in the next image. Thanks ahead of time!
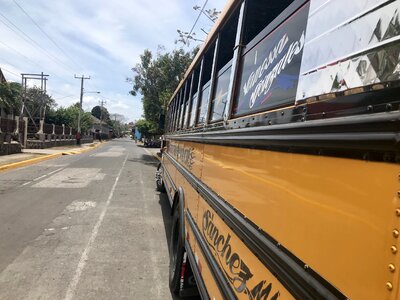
[24,87,56,120]
[91,105,110,122]
[0,82,22,116]
[46,103,93,133]
[135,119,156,138]
[129,47,195,134]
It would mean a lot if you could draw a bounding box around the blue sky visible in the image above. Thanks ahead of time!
[0,0,227,122]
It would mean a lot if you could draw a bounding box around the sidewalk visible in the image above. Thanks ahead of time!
[0,141,104,172]
[139,144,162,161]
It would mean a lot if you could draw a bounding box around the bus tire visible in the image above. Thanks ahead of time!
[156,163,166,192]
[169,194,185,294]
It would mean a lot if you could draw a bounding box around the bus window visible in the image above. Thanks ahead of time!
[210,64,231,122]
[209,8,238,123]
[233,1,308,116]
[188,66,200,127]
[242,0,293,45]
[189,92,198,127]
[197,81,211,125]
[195,44,215,126]
[181,80,190,129]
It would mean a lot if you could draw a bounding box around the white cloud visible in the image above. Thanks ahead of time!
[0,0,227,122]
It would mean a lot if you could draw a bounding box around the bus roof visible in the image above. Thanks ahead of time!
[168,0,238,107]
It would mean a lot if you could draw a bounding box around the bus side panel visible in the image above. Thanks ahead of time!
[200,143,398,299]
[169,140,205,224]
[196,198,295,300]
[186,220,225,300]
[161,152,177,201]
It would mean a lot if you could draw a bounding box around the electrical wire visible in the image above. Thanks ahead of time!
[185,0,208,44]
[1,66,20,77]
[11,0,82,70]
[0,40,42,69]
[0,12,76,73]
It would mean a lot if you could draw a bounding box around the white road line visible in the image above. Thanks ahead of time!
[33,168,64,182]
[47,167,63,176]
[20,168,64,187]
[63,153,129,300]
[32,174,48,182]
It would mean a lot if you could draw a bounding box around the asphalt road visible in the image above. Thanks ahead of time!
[0,138,176,300]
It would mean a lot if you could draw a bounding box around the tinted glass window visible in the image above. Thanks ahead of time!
[189,92,198,127]
[210,65,231,122]
[197,83,210,125]
[233,4,309,116]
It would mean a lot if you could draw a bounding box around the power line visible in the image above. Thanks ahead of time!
[11,0,81,70]
[1,66,19,77]
[0,11,76,73]
[185,0,208,44]
[0,40,42,68]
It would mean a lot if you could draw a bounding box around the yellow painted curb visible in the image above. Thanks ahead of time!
[0,153,63,173]
[0,142,106,172]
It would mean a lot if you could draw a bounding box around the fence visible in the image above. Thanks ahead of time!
[1,116,98,151]
[0,118,16,133]
[0,117,26,155]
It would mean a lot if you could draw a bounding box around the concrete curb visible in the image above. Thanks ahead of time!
[0,153,63,172]
[0,142,105,173]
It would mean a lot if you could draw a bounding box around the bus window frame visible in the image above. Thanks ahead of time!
[193,58,204,127]
[209,60,233,123]
[196,80,212,126]
[184,73,195,129]
[204,36,220,125]
[223,0,247,123]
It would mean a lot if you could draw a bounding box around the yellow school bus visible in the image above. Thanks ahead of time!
[156,0,400,299]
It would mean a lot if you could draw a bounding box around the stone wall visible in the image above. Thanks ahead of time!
[26,136,93,149]
[0,142,22,155]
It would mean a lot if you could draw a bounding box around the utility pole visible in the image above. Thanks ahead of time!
[74,75,90,140]
[99,99,106,137]
[20,73,49,130]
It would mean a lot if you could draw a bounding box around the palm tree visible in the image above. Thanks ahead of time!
[0,82,22,118]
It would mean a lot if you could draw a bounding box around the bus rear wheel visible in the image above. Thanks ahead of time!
[169,202,184,294]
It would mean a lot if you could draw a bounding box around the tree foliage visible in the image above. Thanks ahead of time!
[0,82,22,116]
[129,47,195,134]
[46,103,93,133]
[134,119,156,138]
[91,105,110,121]
[24,87,56,119]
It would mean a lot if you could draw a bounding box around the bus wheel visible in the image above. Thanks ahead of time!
[169,201,184,294]
[156,163,166,192]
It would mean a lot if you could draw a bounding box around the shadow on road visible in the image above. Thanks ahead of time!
[158,192,172,255]
[127,154,159,167]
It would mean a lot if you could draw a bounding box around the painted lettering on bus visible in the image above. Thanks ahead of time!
[203,210,280,300]
[243,31,305,109]
[169,144,194,170]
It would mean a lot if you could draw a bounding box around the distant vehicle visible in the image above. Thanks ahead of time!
[144,139,161,148]
[157,0,400,299]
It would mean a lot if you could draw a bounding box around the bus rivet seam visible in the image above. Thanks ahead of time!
[386,282,393,291]
[389,264,396,272]
[391,246,398,254]
[397,191,400,198]
[393,229,399,238]
[396,209,400,216]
